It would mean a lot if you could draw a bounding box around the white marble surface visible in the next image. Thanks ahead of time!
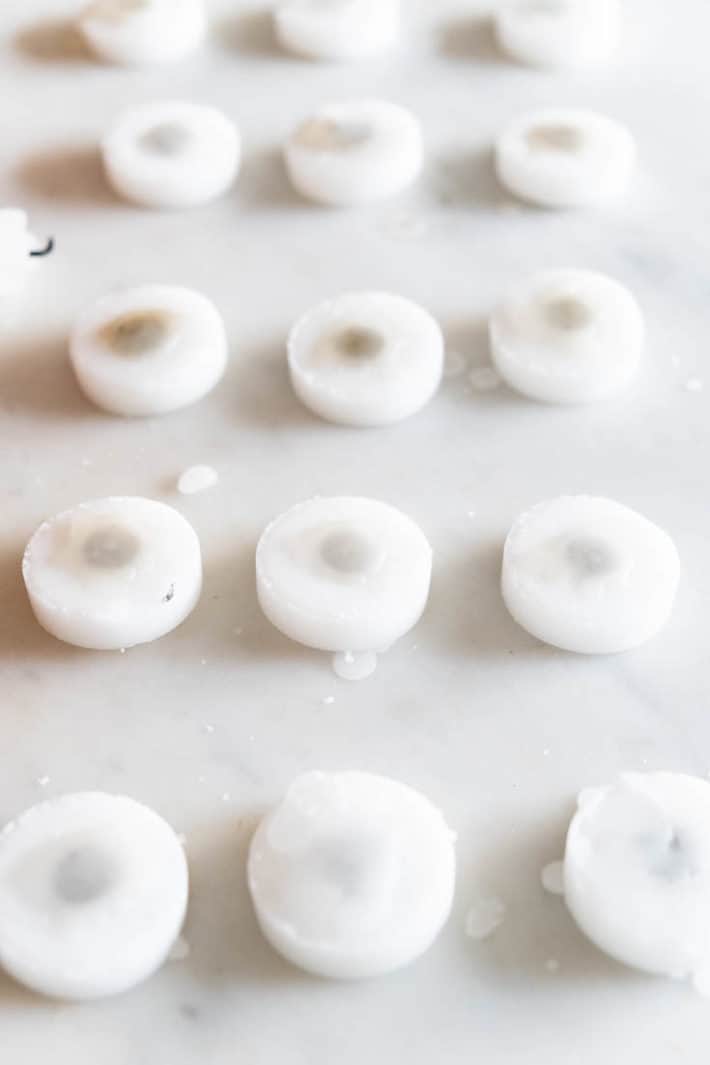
[2,0,710,1060]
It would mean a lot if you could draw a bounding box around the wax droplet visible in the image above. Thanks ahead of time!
[464,894,506,940]
[178,465,218,495]
[332,650,378,681]
[541,860,565,895]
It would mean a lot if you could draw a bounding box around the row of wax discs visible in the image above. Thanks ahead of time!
[76,0,622,69]
[68,268,645,413]
[2,769,710,999]
[98,97,635,210]
[22,493,679,662]
[2,216,644,420]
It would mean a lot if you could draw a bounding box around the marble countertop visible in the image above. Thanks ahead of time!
[2,1,710,1061]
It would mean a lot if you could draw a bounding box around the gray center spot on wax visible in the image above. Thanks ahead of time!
[139,122,191,156]
[101,309,173,356]
[54,846,116,904]
[321,528,375,575]
[298,117,372,152]
[83,523,140,569]
[527,124,585,154]
[334,326,384,360]
[545,295,592,331]
[643,830,699,882]
[566,536,616,579]
[315,837,375,897]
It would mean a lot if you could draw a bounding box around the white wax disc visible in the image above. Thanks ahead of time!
[489,269,644,403]
[70,284,227,416]
[274,0,399,60]
[78,0,206,66]
[102,101,241,209]
[288,291,444,426]
[284,99,422,205]
[495,0,621,69]
[256,496,432,653]
[248,771,456,979]
[23,496,202,650]
[0,792,188,1000]
[495,108,635,208]
[565,773,710,990]
[501,496,680,653]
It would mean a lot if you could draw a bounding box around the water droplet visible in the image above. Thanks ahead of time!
[332,650,378,681]
[545,958,560,972]
[685,377,703,393]
[541,860,565,895]
[464,894,506,940]
[322,695,335,705]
